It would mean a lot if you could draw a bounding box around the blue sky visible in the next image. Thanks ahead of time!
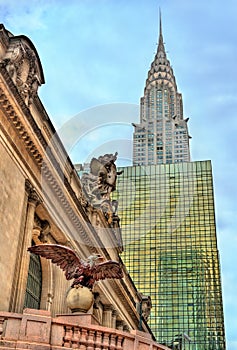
[1,0,236,348]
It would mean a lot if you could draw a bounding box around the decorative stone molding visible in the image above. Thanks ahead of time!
[28,189,41,206]
[0,87,43,166]
[25,179,41,207]
[33,214,53,244]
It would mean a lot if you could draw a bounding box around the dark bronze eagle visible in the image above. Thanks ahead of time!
[28,244,123,289]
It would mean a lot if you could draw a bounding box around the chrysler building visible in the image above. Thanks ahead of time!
[133,14,191,165]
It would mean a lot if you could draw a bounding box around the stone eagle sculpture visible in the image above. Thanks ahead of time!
[28,244,123,289]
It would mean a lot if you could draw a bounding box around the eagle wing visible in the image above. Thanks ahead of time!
[91,260,123,282]
[28,244,83,280]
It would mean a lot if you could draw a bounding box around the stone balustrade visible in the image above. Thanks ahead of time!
[63,325,124,350]
[0,309,170,350]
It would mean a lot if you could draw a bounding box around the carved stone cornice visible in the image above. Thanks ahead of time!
[41,162,97,249]
[109,279,140,328]
[0,85,43,166]
[0,65,102,251]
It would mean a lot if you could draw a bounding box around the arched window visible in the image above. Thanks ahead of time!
[24,243,42,309]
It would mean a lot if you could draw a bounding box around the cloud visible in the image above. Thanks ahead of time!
[0,0,51,31]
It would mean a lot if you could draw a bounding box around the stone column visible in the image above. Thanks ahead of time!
[15,180,41,312]
[111,310,117,329]
[102,304,113,328]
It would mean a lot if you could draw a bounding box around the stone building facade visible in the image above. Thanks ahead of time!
[0,24,170,349]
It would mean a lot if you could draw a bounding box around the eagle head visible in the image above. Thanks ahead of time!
[87,254,104,268]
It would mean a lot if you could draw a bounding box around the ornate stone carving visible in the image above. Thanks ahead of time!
[32,226,42,245]
[0,87,43,166]
[81,153,122,225]
[3,41,41,105]
[28,189,41,205]
[33,218,51,244]
[138,293,152,322]
[25,179,41,207]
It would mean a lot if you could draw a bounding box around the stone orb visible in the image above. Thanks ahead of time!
[66,285,94,313]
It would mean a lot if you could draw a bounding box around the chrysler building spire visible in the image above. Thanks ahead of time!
[157,8,165,54]
[132,13,191,165]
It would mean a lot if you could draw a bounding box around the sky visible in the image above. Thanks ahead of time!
[0,0,236,348]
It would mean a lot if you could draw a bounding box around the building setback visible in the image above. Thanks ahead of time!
[114,161,225,349]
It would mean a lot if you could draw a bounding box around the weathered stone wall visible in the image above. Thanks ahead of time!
[0,140,25,310]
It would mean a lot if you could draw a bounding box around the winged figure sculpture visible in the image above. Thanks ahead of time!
[28,244,123,289]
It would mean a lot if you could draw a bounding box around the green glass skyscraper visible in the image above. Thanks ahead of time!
[114,161,225,349]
